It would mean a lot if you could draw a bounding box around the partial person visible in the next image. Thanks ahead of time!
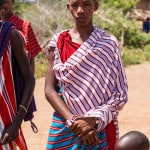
[0,0,42,122]
[143,17,150,33]
[0,2,35,149]
[45,0,128,149]
[115,131,150,150]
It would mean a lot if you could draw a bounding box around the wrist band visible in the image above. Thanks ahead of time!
[66,119,75,128]
[66,115,80,128]
[19,105,27,113]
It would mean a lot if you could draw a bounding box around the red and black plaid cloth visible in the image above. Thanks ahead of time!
[8,13,42,58]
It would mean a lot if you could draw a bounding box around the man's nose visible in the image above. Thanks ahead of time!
[77,6,84,13]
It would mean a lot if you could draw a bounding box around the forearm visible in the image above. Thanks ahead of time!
[83,72,128,131]
[20,74,35,109]
[29,57,35,74]
[14,74,35,125]
[83,93,128,131]
[45,89,73,120]
[13,108,27,128]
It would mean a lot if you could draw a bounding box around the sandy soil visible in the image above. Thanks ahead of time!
[22,61,150,150]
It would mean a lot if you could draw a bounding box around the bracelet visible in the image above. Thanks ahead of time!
[19,105,27,113]
[66,119,75,128]
[66,115,80,128]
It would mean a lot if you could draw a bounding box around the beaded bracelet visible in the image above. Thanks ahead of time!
[66,115,80,128]
[19,105,27,113]
[66,119,75,128]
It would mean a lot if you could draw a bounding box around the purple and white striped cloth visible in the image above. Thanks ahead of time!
[46,26,128,138]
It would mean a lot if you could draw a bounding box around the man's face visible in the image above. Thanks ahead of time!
[0,0,13,21]
[67,0,98,27]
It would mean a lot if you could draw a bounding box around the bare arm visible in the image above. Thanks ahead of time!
[45,48,100,145]
[29,57,35,74]
[44,48,73,121]
[11,29,35,111]
[0,29,35,145]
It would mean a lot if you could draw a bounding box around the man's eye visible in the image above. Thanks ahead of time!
[71,4,78,8]
[83,3,90,6]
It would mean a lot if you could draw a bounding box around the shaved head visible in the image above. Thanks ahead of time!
[115,131,150,150]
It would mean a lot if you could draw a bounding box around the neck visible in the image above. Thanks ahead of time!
[69,24,94,44]
[1,12,13,22]
[72,24,94,38]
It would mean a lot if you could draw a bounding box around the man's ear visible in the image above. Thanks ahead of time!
[94,2,99,11]
[67,3,70,11]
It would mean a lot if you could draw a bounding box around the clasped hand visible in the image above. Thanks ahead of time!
[70,117,100,146]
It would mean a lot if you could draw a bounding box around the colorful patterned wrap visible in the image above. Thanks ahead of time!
[45,26,128,150]
[0,21,27,150]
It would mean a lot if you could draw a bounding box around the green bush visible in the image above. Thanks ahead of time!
[124,29,150,49]
[13,1,30,16]
[122,47,150,67]
[13,0,150,78]
[143,45,150,61]
[122,51,142,67]
[35,51,48,79]
[101,0,138,14]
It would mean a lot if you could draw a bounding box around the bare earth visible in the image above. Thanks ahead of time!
[22,62,150,150]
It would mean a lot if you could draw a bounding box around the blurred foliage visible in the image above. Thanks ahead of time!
[12,1,30,16]
[122,46,150,67]
[35,52,48,79]
[101,0,139,14]
[13,0,150,78]
[124,29,150,49]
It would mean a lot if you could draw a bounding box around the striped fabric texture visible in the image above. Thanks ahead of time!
[46,112,108,150]
[46,26,128,149]
[0,22,27,150]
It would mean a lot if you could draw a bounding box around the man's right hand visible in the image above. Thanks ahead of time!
[70,117,100,145]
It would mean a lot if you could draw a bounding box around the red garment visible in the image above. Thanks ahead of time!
[57,31,80,63]
[8,13,42,58]
[57,31,116,150]
[0,22,27,150]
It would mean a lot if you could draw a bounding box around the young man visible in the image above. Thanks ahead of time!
[45,0,128,149]
[0,0,35,148]
[115,131,150,150]
[0,0,42,122]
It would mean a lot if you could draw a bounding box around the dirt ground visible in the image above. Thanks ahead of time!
[22,61,150,150]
